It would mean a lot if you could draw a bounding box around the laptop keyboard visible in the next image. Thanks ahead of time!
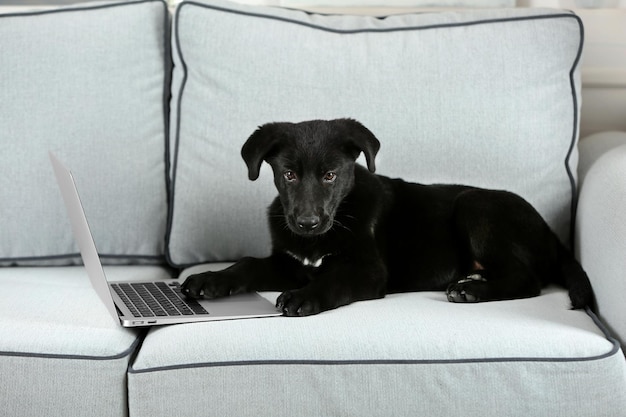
[111,282,208,318]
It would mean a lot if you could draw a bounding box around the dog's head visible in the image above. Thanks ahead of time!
[241,118,380,236]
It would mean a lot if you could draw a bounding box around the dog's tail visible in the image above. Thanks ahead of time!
[556,240,595,311]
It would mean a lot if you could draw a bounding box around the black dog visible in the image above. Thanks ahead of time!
[182,119,593,316]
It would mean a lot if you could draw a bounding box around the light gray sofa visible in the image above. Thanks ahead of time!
[1,1,625,416]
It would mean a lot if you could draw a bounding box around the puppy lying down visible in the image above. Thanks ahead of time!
[182,119,593,317]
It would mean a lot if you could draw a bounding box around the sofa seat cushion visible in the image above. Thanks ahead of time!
[129,286,626,417]
[0,266,171,417]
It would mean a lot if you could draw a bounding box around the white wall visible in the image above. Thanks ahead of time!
[576,9,626,137]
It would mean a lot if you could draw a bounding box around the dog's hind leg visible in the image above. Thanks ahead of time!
[446,189,548,303]
[446,260,542,303]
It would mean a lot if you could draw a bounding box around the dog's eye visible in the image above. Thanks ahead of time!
[323,172,337,183]
[283,171,297,182]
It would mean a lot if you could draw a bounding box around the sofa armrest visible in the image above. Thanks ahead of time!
[578,131,626,185]
[576,135,626,347]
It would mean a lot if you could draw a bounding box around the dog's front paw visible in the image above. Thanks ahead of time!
[181,271,242,299]
[446,274,488,303]
[276,290,322,317]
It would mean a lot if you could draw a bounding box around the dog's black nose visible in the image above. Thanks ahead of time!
[297,216,320,231]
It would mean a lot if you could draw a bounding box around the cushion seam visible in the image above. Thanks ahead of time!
[128,343,622,375]
[0,332,144,361]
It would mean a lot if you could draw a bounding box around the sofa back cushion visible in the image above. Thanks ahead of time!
[0,0,169,265]
[167,0,583,266]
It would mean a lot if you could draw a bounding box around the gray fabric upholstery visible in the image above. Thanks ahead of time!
[0,266,171,417]
[129,285,625,417]
[167,0,583,266]
[0,0,169,266]
[2,2,625,416]
[577,142,626,347]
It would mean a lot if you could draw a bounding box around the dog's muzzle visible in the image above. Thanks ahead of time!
[296,215,320,232]
[289,213,331,236]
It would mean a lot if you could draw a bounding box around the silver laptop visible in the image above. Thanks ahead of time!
[49,152,281,327]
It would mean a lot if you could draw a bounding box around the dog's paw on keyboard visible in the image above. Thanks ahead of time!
[182,272,243,299]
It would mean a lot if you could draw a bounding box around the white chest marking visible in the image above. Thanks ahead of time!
[286,251,328,268]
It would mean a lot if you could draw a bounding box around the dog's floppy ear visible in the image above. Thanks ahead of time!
[335,118,381,173]
[241,123,288,181]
